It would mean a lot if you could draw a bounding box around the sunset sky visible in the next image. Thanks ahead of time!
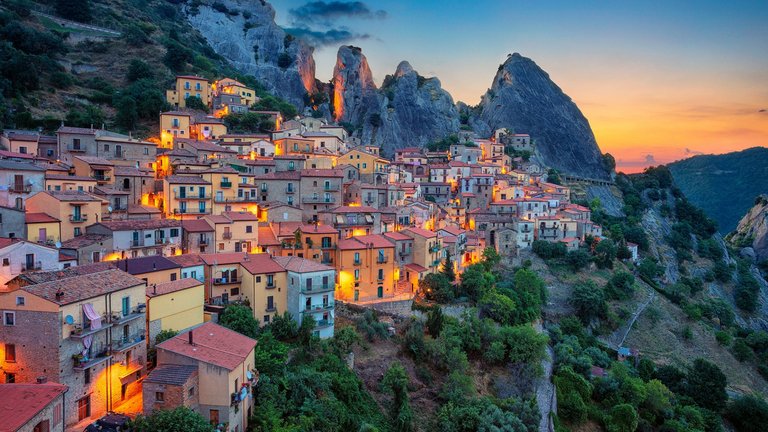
[274,1,768,172]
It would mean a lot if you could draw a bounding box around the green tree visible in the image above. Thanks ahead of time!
[606,404,638,432]
[571,281,606,323]
[422,272,454,303]
[478,290,517,325]
[481,247,501,270]
[555,367,592,424]
[131,407,213,432]
[477,404,527,432]
[459,263,495,301]
[440,370,476,404]
[126,59,153,82]
[184,95,209,112]
[115,96,138,130]
[268,311,298,341]
[565,250,591,271]
[330,325,360,356]
[726,395,768,432]
[594,239,617,269]
[253,330,288,376]
[381,362,413,432]
[155,329,178,345]
[441,255,456,282]
[219,304,260,339]
[605,271,636,300]
[501,325,548,366]
[547,168,562,185]
[163,41,193,72]
[686,358,728,411]
[510,268,546,323]
[426,306,444,336]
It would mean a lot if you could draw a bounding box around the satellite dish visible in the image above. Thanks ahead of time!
[108,206,113,212]
[64,315,74,325]
[55,241,61,249]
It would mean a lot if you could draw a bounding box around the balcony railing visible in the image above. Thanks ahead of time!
[113,150,125,159]
[265,282,276,290]
[67,144,85,152]
[316,319,334,328]
[220,181,232,188]
[323,185,339,191]
[174,192,211,199]
[377,256,388,264]
[73,351,111,370]
[265,304,277,312]
[304,302,334,312]
[213,277,241,285]
[70,320,112,340]
[222,232,232,239]
[215,195,259,203]
[130,239,144,248]
[69,214,88,223]
[430,245,441,253]
[91,175,111,182]
[173,208,211,215]
[154,237,169,245]
[8,184,32,194]
[21,261,42,272]
[353,259,361,266]
[110,334,145,353]
[301,283,335,294]
[302,196,336,204]
[285,187,295,194]
[198,238,209,245]
[321,257,334,265]
[110,308,145,325]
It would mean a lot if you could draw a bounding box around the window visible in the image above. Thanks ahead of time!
[84,368,91,384]
[74,227,82,237]
[263,315,270,323]
[6,373,15,383]
[209,409,219,425]
[104,144,110,151]
[170,273,177,281]
[143,147,149,155]
[156,392,165,402]
[354,252,360,264]
[354,269,360,281]
[3,311,14,326]
[15,296,24,306]
[5,344,15,362]
[77,396,90,421]
[2,258,8,266]
[256,276,261,283]
[378,269,384,281]
[170,228,179,237]
[246,225,253,233]
[266,274,274,287]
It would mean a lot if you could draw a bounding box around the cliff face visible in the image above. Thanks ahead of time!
[472,53,610,180]
[184,0,316,107]
[332,46,378,124]
[363,61,460,155]
[729,195,768,262]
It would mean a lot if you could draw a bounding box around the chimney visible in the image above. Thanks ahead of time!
[188,330,194,346]
[36,376,48,384]
[152,284,156,295]
[153,263,157,270]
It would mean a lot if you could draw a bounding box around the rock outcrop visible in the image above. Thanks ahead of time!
[728,195,768,262]
[184,0,316,107]
[472,53,610,180]
[332,46,378,124]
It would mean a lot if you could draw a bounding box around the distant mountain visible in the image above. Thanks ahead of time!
[668,147,768,233]
[471,53,611,180]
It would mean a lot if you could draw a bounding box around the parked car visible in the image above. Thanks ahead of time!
[83,413,131,432]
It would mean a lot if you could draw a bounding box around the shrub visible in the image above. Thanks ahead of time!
[478,290,516,325]
[606,404,638,432]
[685,359,728,411]
[56,0,91,23]
[726,395,768,432]
[126,59,153,82]
[715,330,732,346]
[565,250,591,272]
[483,341,506,365]
[277,52,293,68]
[532,240,566,259]
[605,271,635,300]
[50,71,73,89]
[184,95,209,112]
[571,281,606,324]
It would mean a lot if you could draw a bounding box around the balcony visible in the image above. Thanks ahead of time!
[265,304,277,312]
[399,250,411,258]
[8,184,32,194]
[431,259,441,267]
[265,282,276,290]
[220,181,232,188]
[173,208,211,215]
[321,257,334,265]
[302,196,336,204]
[174,192,211,199]
[73,352,111,371]
[21,261,42,272]
[222,232,232,240]
[113,150,125,159]
[130,239,145,248]
[67,144,85,152]
[285,187,296,194]
[430,245,441,253]
[377,256,388,264]
[353,259,361,266]
[320,243,335,250]
[154,237,169,245]
[215,195,259,203]
[69,214,88,223]
[91,175,111,183]
[70,320,112,340]
[323,185,339,191]
[110,334,145,353]
[198,238,209,246]
[303,302,334,312]
[301,283,335,294]
[213,277,241,285]
[110,309,145,325]
[316,319,334,328]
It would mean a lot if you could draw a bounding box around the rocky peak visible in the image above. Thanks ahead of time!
[394,61,415,78]
[472,52,610,180]
[729,195,768,262]
[332,46,377,123]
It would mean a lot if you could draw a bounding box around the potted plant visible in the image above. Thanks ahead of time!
[72,353,84,367]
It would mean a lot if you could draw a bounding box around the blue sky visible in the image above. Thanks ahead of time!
[272,1,768,171]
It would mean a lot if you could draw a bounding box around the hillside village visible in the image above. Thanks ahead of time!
[0,70,626,431]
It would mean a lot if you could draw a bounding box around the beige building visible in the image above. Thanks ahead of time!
[26,191,104,241]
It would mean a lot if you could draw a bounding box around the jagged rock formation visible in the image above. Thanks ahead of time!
[728,195,768,262]
[332,46,378,124]
[330,48,459,155]
[472,53,610,180]
[184,0,316,107]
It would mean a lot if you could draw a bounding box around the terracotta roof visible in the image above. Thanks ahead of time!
[439,226,464,236]
[144,364,198,386]
[45,174,96,182]
[127,204,161,215]
[253,171,301,181]
[223,211,258,222]
[23,269,144,305]
[401,227,437,239]
[405,263,428,273]
[257,226,279,246]
[0,160,45,171]
[73,155,113,166]
[25,213,59,224]
[165,175,210,185]
[147,277,202,297]
[158,322,257,370]
[18,261,115,284]
[177,139,236,154]
[161,110,193,117]
[298,224,338,234]
[240,253,286,275]
[167,254,205,268]
[60,234,110,249]
[0,238,20,249]
[200,166,238,174]
[337,234,394,250]
[44,191,102,202]
[115,256,179,275]
[199,252,249,266]
[204,215,229,224]
[0,383,68,431]
[182,219,214,232]
[57,126,97,135]
[327,205,378,214]
[272,256,333,273]
[383,231,411,241]
[94,219,181,231]
[114,166,153,177]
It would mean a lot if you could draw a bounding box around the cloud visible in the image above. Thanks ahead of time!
[284,26,371,47]
[760,109,767,113]
[684,148,704,156]
[289,1,387,26]
[644,154,657,165]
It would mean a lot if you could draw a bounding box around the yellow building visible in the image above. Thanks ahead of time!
[274,137,315,156]
[71,156,114,186]
[26,191,104,241]
[25,212,61,245]
[159,111,192,148]
[145,278,204,346]
[240,253,288,325]
[339,148,390,183]
[281,224,339,266]
[335,234,397,302]
[114,256,182,286]
[215,78,257,106]
[45,174,98,193]
[191,118,227,141]
[204,211,259,253]
[162,175,212,218]
[402,227,444,274]
[166,75,212,109]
